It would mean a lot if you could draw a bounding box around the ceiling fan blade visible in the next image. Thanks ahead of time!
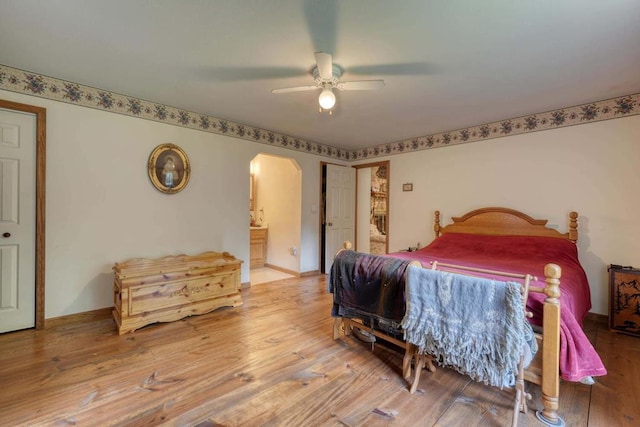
[348,62,439,76]
[315,52,333,80]
[194,66,307,82]
[304,0,337,55]
[337,80,385,91]
[272,85,319,94]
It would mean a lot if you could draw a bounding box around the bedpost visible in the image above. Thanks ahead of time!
[568,212,578,244]
[434,210,441,238]
[537,263,564,427]
[333,242,353,340]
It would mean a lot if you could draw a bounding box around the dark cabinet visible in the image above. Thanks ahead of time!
[609,265,640,337]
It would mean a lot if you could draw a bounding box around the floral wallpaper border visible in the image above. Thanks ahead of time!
[354,93,640,160]
[0,64,349,160]
[1,64,638,162]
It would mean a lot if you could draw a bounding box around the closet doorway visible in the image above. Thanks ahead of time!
[354,161,389,254]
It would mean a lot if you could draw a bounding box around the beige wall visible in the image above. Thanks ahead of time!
[3,88,637,318]
[1,89,333,318]
[374,115,640,315]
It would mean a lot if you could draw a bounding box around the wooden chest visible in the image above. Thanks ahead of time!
[113,251,243,334]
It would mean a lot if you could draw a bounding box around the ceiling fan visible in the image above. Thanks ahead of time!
[271,52,385,114]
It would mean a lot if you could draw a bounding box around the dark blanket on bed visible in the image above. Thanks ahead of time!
[329,249,412,325]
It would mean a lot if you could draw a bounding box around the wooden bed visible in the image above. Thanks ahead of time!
[332,207,588,427]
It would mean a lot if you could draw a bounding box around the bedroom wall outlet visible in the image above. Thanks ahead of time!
[289,246,297,256]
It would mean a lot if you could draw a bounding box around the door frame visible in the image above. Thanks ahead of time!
[0,99,46,330]
[319,162,328,273]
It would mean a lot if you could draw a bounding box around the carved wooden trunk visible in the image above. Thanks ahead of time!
[113,251,243,334]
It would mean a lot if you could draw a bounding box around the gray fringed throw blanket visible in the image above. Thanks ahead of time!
[401,266,537,388]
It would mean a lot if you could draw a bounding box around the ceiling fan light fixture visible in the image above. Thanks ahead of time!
[318,87,336,110]
[272,52,384,113]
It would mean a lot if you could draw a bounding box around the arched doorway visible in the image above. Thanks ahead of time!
[249,154,302,284]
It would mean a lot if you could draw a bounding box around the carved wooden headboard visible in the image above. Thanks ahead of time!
[434,207,578,244]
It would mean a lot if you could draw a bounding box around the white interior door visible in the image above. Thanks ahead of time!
[0,109,36,333]
[324,164,355,273]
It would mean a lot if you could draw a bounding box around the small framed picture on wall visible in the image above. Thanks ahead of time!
[403,183,413,192]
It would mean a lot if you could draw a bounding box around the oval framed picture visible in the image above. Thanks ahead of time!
[147,143,191,194]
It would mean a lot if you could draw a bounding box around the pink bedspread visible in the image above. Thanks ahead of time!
[391,233,606,382]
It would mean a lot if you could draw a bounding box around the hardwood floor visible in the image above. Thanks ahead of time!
[0,274,638,426]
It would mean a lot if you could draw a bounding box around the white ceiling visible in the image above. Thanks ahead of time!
[1,0,639,151]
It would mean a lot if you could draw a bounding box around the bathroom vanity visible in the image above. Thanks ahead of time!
[250,226,268,267]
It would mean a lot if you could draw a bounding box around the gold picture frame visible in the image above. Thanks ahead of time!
[148,143,191,194]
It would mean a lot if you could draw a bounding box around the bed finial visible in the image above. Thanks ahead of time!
[543,263,561,305]
[343,241,353,250]
[434,210,441,238]
[568,212,578,244]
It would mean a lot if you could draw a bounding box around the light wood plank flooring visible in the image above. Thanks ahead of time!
[0,274,638,426]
